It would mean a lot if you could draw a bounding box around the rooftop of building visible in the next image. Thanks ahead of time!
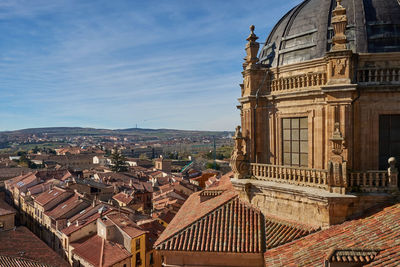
[105,213,147,238]
[0,226,69,267]
[44,194,89,220]
[264,202,400,266]
[0,199,16,216]
[33,187,72,207]
[112,192,134,205]
[72,235,131,267]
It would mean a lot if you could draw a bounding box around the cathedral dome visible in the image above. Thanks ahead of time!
[259,0,400,67]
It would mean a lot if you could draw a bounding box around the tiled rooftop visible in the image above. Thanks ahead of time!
[0,199,16,216]
[45,194,89,220]
[106,213,147,238]
[264,203,400,266]
[264,215,319,249]
[155,196,263,253]
[62,205,112,236]
[112,192,134,205]
[33,187,71,207]
[155,173,238,248]
[0,255,55,267]
[0,227,69,267]
[73,235,131,267]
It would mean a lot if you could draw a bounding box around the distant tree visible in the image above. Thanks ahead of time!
[111,150,128,172]
[32,146,40,154]
[205,161,220,170]
[139,153,149,160]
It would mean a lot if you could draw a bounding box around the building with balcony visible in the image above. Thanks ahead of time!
[157,0,400,266]
[230,0,400,228]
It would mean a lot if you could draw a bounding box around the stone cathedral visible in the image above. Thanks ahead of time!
[231,0,400,228]
[156,0,400,266]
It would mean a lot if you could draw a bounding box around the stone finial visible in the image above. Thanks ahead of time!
[244,24,260,70]
[331,0,348,51]
[230,125,249,179]
[388,157,398,188]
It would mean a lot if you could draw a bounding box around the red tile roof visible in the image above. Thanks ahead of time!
[0,199,16,216]
[106,213,147,238]
[264,203,400,266]
[112,192,134,205]
[62,205,113,236]
[155,195,263,253]
[0,226,69,267]
[73,235,131,267]
[45,194,89,220]
[33,187,71,207]
[0,255,55,267]
[153,210,175,224]
[264,215,319,249]
[155,175,237,249]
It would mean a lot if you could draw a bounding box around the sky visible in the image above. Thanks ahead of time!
[0,0,302,132]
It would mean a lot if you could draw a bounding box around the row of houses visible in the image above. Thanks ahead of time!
[3,170,165,267]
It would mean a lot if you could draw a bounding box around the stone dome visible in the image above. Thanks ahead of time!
[259,0,400,67]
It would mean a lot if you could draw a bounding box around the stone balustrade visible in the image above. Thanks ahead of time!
[250,163,329,189]
[250,163,398,193]
[270,72,327,92]
[357,68,400,84]
[348,170,397,192]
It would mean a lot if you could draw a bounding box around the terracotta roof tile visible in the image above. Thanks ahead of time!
[155,185,238,248]
[73,235,131,267]
[113,192,134,205]
[264,203,400,266]
[0,199,16,216]
[0,255,55,267]
[106,213,147,238]
[45,194,89,220]
[62,205,113,236]
[0,227,69,267]
[33,187,71,207]
[264,215,319,249]
[155,191,263,253]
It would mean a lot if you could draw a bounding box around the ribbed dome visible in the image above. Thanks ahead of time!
[259,0,400,67]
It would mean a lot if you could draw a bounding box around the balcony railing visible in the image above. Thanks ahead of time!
[250,163,398,193]
[348,170,394,192]
[250,163,329,189]
[357,68,400,84]
[270,72,327,92]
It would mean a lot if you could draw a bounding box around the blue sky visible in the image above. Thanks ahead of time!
[0,0,301,131]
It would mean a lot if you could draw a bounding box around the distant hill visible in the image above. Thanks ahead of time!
[0,127,232,138]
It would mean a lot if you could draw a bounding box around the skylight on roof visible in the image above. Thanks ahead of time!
[61,204,67,209]
[54,192,59,196]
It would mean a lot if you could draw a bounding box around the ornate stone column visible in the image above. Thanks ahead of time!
[230,126,249,179]
[328,122,347,194]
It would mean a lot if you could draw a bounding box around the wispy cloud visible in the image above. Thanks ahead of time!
[0,0,302,131]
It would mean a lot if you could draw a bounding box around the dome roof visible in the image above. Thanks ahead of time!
[259,0,400,67]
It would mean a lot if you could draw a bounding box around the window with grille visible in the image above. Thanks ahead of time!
[282,117,308,167]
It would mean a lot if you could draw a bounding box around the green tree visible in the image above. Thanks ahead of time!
[205,161,220,170]
[111,150,128,172]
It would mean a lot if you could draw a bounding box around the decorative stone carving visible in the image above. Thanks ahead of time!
[331,0,348,51]
[244,25,259,70]
[230,126,250,179]
[388,157,398,188]
[328,122,347,194]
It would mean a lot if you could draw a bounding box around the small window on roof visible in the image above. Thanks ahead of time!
[61,204,67,209]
